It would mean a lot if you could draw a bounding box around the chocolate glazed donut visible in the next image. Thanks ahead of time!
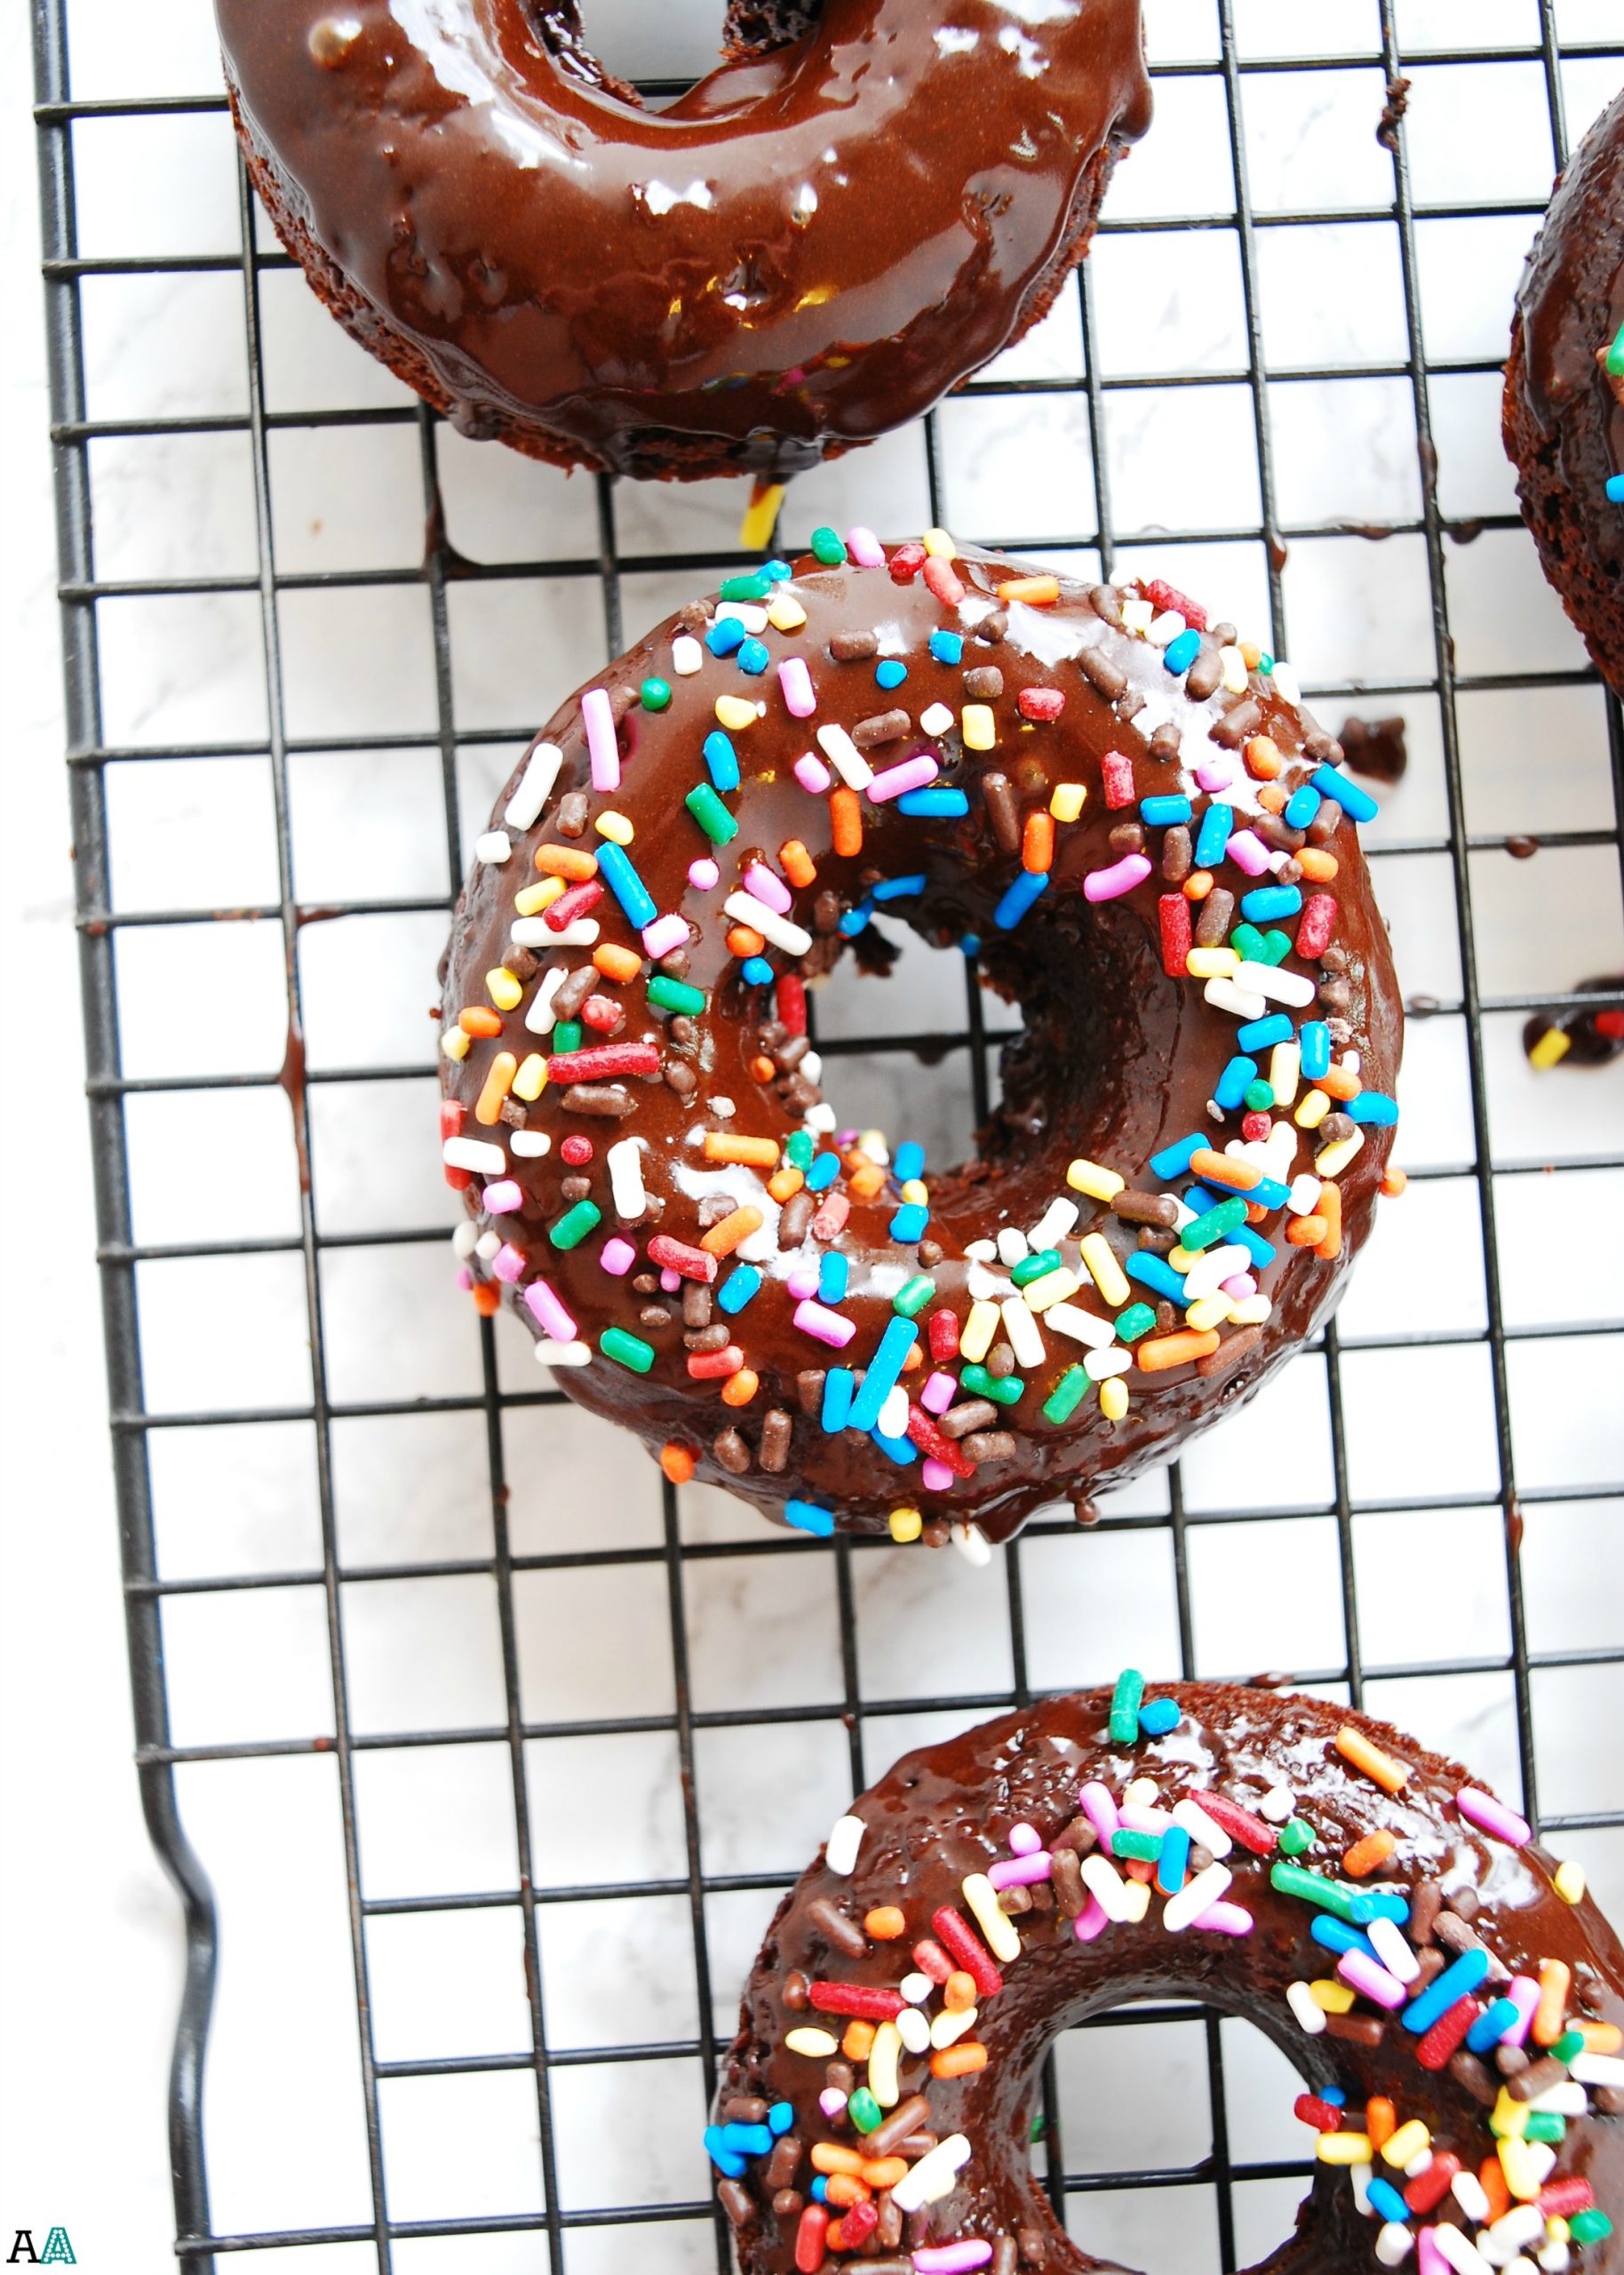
[713,1684,1624,2274]
[438,541,1403,1544]
[1504,86,1624,698]
[214,1,1151,479]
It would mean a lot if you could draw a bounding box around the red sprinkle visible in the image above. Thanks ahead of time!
[441,1099,471,1191]
[648,1233,716,1283]
[686,1345,744,1380]
[922,555,965,607]
[1294,2094,1343,2132]
[545,1042,659,1082]
[560,1135,593,1166]
[931,1905,1003,2000]
[1158,892,1191,978]
[1597,1009,1624,1042]
[1404,2151,1461,2214]
[808,1980,905,2022]
[776,973,808,1037]
[1143,578,1207,631]
[795,2203,829,2274]
[1241,1111,1272,1142]
[832,2201,878,2248]
[927,1307,961,1363]
[1017,686,1065,722]
[888,542,926,585]
[1101,751,1135,810]
[904,1405,975,1479]
[912,1938,953,1984]
[1196,1792,1278,1856]
[1296,891,1337,960]
[579,993,622,1033]
[545,878,604,930]
[1415,1998,1478,2071]
[1539,2179,1596,2218]
[812,1193,850,1241]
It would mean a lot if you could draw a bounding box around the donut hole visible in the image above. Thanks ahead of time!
[531,2,823,107]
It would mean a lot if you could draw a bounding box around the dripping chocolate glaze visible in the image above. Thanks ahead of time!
[215,0,1151,477]
[720,1686,1624,2275]
[440,549,1402,1543]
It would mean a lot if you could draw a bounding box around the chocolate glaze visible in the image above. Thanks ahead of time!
[719,1685,1624,2273]
[1504,86,1624,699]
[440,547,1401,1543]
[216,0,1151,479]
[1524,975,1624,1070]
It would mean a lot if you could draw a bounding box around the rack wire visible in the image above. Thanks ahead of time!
[32,2,1624,2270]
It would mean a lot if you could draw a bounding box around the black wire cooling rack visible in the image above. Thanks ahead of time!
[33,2,1624,2270]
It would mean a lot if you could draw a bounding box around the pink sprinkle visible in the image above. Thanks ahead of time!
[688,857,720,890]
[913,2247,992,2274]
[744,861,792,915]
[988,1851,1052,1890]
[921,1370,957,1415]
[1079,1779,1120,1847]
[1502,1975,1540,2047]
[1073,1894,1111,1943]
[455,1265,474,1291]
[920,1458,955,1491]
[835,1129,859,1151]
[1417,2228,1448,2275]
[1008,1822,1043,1856]
[794,1298,857,1348]
[867,752,939,802]
[1119,1804,1172,1835]
[1196,758,1234,793]
[786,1265,820,1299]
[581,686,619,792]
[1456,1786,1531,1848]
[641,913,689,959]
[846,525,886,568]
[1193,1900,1254,1936]
[599,1237,636,1276]
[482,1179,522,1214]
[818,2087,848,2120]
[778,655,816,718]
[660,1268,681,1293]
[492,1242,525,1283]
[1224,828,1270,876]
[793,752,832,794]
[1084,853,1152,902]
[1221,1273,1257,1299]
[1337,1949,1407,2009]
[523,1280,577,1342]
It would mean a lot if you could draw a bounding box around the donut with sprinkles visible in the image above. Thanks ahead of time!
[439,535,1405,1544]
[712,1683,1624,2274]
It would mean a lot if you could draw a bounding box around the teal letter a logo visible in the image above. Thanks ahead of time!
[39,2239,74,2268]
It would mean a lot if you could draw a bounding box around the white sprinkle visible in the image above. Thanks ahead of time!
[1147,608,1186,647]
[999,1295,1046,1369]
[1367,1916,1421,1984]
[995,1225,1030,1265]
[898,1972,933,2005]
[1179,1244,1250,1300]
[951,1522,991,1569]
[607,1138,645,1219]
[1083,1345,1131,1379]
[1350,2161,1373,2216]
[816,722,874,790]
[1204,976,1270,1020]
[1286,1980,1326,2036]
[534,1338,590,1368]
[1270,660,1301,706]
[1079,1854,1137,1923]
[890,2134,971,2214]
[1029,1197,1079,1249]
[1120,596,1154,635]
[510,1130,551,1158]
[474,829,512,865]
[444,1136,506,1175]
[1375,2221,1413,2266]
[1162,1860,1232,1932]
[965,1240,998,1263]
[877,1385,909,1439]
[1487,2209,1546,2256]
[722,890,812,956]
[474,1228,501,1261]
[1525,2082,1588,2115]
[1219,645,1248,694]
[710,1096,736,1119]
[930,2002,978,2049]
[824,1814,865,1876]
[1044,1302,1116,1350]
[1287,1175,1323,1217]
[804,1102,837,1133]
[504,741,562,831]
[451,1221,480,1259]
[896,2006,931,2055]
[1172,1797,1232,1856]
[1258,1784,1295,1823]
[525,965,569,1034]
[966,1262,1010,1301]
[715,602,768,631]
[672,634,703,676]
[919,701,954,736]
[1232,959,1317,1008]
[512,915,599,947]
[1450,2173,1491,2224]
[1571,2053,1624,2086]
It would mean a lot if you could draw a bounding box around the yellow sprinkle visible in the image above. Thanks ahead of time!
[512,1052,548,1102]
[922,527,957,559]
[1119,1874,1150,1921]
[961,704,996,752]
[1184,1294,1231,1332]
[1498,2134,1540,2200]
[714,695,759,731]
[1022,1266,1081,1313]
[594,810,634,845]
[900,1178,928,1205]
[1066,1158,1124,1201]
[784,2027,839,2059]
[1554,1858,1586,1904]
[1120,596,1154,635]
[1381,2119,1430,2167]
[1315,1132,1365,1178]
[441,1027,471,1061]
[1269,1042,1301,1108]
[888,1505,923,1544]
[1220,645,1249,694]
[1123,1778,1158,1807]
[1309,1979,1356,2014]
[1548,2218,1572,2246]
[1317,2133,1373,2166]
[1167,1245,1197,1273]
[738,481,784,552]
[767,590,807,633]
[515,876,566,917]
[959,1300,1000,1363]
[1079,1233,1129,1307]
[1528,1024,1572,1069]
[487,967,523,1012]
[1186,946,1240,978]
[1099,1377,1128,1421]
[1294,1086,1333,1130]
[1491,2087,1529,2140]
[1050,782,1087,822]
[962,1872,1021,1963]
[867,2018,903,2108]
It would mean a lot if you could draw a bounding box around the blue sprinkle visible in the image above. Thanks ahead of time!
[785,1499,835,1538]
[1299,1020,1332,1081]
[894,1142,925,1182]
[994,868,1049,929]
[736,636,770,675]
[1284,785,1322,831]
[705,617,746,657]
[1605,474,1624,504]
[818,1251,848,1303]
[960,933,981,957]
[1366,2177,1409,2226]
[1352,1888,1411,1928]
[741,955,774,985]
[719,1265,761,1314]
[890,1203,928,1243]
[1139,1696,1182,1739]
[1346,1091,1398,1125]
[595,841,657,930]
[1163,627,1202,675]
[876,658,908,690]
[704,2136,746,2178]
[872,873,927,901]
[839,905,872,937]
[807,1152,840,1192]
[763,558,793,583]
[1310,1915,1379,1963]
[1236,1012,1294,1053]
[1403,1947,1488,2033]
[1157,1821,1190,1893]
[929,629,964,665]
[848,1314,919,1434]
[768,2102,794,2136]
[1150,1132,1205,1181]
[1126,1251,1188,1305]
[1240,883,1302,923]
[821,1368,854,1433]
[718,2122,774,2156]
[1247,1174,1293,1210]
[898,787,969,818]
[1320,2088,1347,2108]
[1310,764,1379,825]
[1467,1997,1523,2053]
[871,1425,917,1466]
[1194,799,1235,869]
[1230,1224,1277,1271]
[1141,795,1193,828]
[1215,1055,1258,1110]
[811,2175,829,2203]
[704,730,740,791]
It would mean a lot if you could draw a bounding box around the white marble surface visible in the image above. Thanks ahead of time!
[3,3,1623,2270]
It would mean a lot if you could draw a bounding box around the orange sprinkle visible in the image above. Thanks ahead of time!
[1479,2157,1512,2225]
[1380,1169,1407,1200]
[704,1133,779,1168]
[593,942,641,984]
[864,1906,906,1940]
[931,2043,989,2079]
[1298,847,1340,882]
[1314,1063,1363,1101]
[1532,1958,1571,2047]
[1315,1181,1343,1260]
[1245,735,1283,780]
[997,573,1060,606]
[1189,1147,1262,1192]
[1183,870,1214,901]
[824,2175,871,2210]
[780,838,817,888]
[1022,810,1055,874]
[1245,1198,1270,1226]
[720,1368,759,1409]
[659,1441,696,1486]
[458,1005,504,1039]
[1286,1215,1330,1249]
[841,2020,876,2063]
[751,1054,776,1082]
[1256,782,1289,813]
[727,924,766,959]
[535,843,598,880]
[768,1167,805,1203]
[1335,1725,1409,1794]
[1136,1329,1221,1372]
[1240,642,1262,670]
[475,1050,517,1125]
[701,1204,764,1257]
[901,1345,924,1372]
[858,2157,908,2191]
[831,786,864,857]
[1342,1830,1397,1879]
[1365,2097,1396,2153]
[471,1281,501,1317]
[1581,2023,1623,2054]
[943,1970,977,2013]
[811,2143,865,2178]
[1124,1856,1155,1884]
[848,1164,885,1201]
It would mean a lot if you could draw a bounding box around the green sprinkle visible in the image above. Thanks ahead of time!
[893,1274,936,1318]
[1605,322,1624,379]
[1243,1079,1275,1112]
[1278,1819,1315,1857]
[1114,1302,1156,1344]
[1042,1364,1089,1425]
[786,1129,814,1170]
[1257,928,1293,966]
[649,973,705,1017]
[1010,1247,1062,1289]
[1181,1195,1248,1252]
[809,525,848,565]
[719,571,772,603]
[600,1326,655,1373]
[1230,922,1270,963]
[640,676,672,712]
[685,782,738,845]
[1270,1861,1360,1921]
[1109,1667,1145,1744]
[1030,2113,1047,2145]
[1111,1827,1162,1862]
[549,1200,601,1252]
[1523,2110,1566,2143]
[848,2087,882,2133]
[958,1362,1023,1406]
[552,1020,582,1056]
[1571,2211,1613,2246]
[1259,652,1274,675]
[1551,2029,1587,2067]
